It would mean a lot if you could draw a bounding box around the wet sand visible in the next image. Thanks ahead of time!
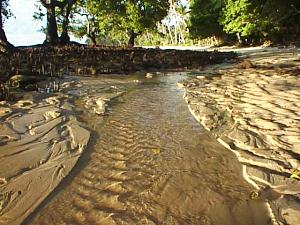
[180,47,300,224]
[0,77,130,225]
[0,49,284,225]
[0,80,90,225]
[23,73,272,225]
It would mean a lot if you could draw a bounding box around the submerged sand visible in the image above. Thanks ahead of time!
[179,47,300,224]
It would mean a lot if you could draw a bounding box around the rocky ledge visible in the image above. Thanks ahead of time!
[0,45,237,81]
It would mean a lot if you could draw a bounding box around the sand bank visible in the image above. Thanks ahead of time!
[0,74,140,225]
[179,48,300,224]
[0,79,92,225]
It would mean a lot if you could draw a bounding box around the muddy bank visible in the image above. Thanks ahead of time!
[179,48,300,225]
[0,46,236,80]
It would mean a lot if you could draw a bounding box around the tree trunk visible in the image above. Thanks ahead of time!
[0,12,7,43]
[90,36,97,46]
[60,0,74,44]
[45,4,59,44]
[236,33,242,46]
[87,18,97,46]
[87,34,97,46]
[167,25,174,44]
[128,30,136,47]
[0,1,13,52]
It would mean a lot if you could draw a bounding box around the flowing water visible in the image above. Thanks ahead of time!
[25,73,272,225]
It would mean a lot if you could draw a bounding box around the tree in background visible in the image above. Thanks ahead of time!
[71,0,169,47]
[0,0,13,52]
[38,0,76,44]
[116,0,170,46]
[60,0,76,44]
[189,0,225,41]
[161,0,190,45]
[68,0,99,45]
[219,0,261,44]
[34,0,300,47]
[190,0,300,45]
[39,0,60,44]
[70,0,125,46]
[259,0,300,43]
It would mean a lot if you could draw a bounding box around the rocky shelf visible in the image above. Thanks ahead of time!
[0,45,237,80]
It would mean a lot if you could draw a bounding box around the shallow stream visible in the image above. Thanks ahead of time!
[24,73,271,225]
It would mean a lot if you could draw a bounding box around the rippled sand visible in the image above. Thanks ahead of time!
[0,75,142,225]
[0,85,90,225]
[180,48,300,224]
[24,73,272,225]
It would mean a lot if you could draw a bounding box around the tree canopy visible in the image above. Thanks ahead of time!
[84,0,170,46]
[189,0,300,45]
[189,0,224,39]
[1,0,300,48]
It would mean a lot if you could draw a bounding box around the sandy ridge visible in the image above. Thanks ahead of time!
[179,48,300,225]
[0,81,91,225]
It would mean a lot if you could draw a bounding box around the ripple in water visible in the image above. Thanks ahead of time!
[25,73,272,225]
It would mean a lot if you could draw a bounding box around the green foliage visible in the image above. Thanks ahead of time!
[1,0,13,22]
[219,0,261,37]
[110,0,170,44]
[189,0,225,39]
[68,0,127,45]
[68,0,169,45]
[125,0,169,33]
[190,0,300,44]
[136,30,164,46]
[259,0,300,40]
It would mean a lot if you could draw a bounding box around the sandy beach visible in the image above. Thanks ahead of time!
[179,47,300,224]
[1,47,300,225]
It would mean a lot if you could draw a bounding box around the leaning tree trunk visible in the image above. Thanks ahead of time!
[236,33,243,46]
[0,25,8,52]
[0,1,13,53]
[45,4,59,44]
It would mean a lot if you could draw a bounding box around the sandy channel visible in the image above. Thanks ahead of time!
[179,47,300,225]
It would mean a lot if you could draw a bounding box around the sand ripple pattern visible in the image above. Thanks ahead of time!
[0,94,90,225]
[26,74,271,225]
[180,49,300,225]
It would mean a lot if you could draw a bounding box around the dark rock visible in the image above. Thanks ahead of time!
[0,46,238,77]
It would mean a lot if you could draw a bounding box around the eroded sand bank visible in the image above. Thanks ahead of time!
[0,75,139,225]
[179,48,300,224]
[0,80,91,225]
